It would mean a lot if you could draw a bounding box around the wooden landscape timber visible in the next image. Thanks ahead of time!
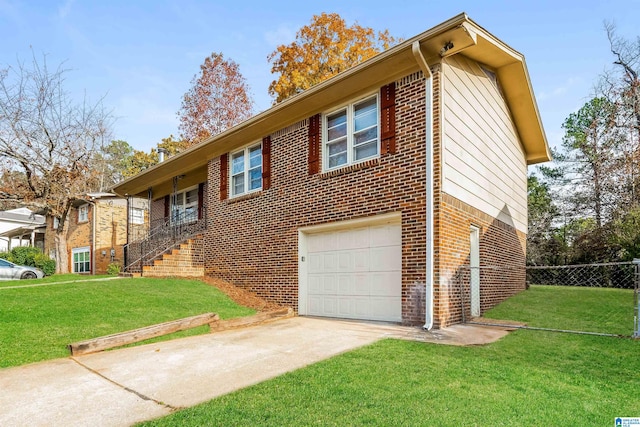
[68,312,219,356]
[211,307,294,332]
[68,308,295,356]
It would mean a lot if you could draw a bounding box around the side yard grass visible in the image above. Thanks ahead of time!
[484,284,634,336]
[0,277,255,368]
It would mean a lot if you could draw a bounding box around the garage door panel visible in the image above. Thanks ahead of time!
[323,253,337,272]
[370,225,402,247]
[370,246,401,272]
[322,275,337,293]
[324,296,338,315]
[337,297,353,317]
[353,249,369,272]
[353,274,370,295]
[303,221,402,322]
[337,275,353,295]
[308,296,322,314]
[370,272,402,296]
[337,227,369,250]
[353,297,372,318]
[308,253,323,274]
[371,297,402,322]
[337,251,353,272]
[308,275,323,293]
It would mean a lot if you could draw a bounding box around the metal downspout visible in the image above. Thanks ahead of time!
[87,199,97,275]
[412,41,435,330]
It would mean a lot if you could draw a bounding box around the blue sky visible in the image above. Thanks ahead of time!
[1,0,639,155]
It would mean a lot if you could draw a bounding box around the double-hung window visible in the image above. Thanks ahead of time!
[231,143,262,197]
[78,204,89,223]
[324,95,379,170]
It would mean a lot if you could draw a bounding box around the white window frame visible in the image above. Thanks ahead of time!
[53,217,60,230]
[322,93,380,172]
[72,246,91,273]
[230,142,262,197]
[171,185,199,224]
[78,204,89,223]
[131,208,145,225]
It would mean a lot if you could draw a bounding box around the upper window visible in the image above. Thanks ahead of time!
[131,208,145,225]
[323,95,379,170]
[231,143,262,197]
[78,205,89,223]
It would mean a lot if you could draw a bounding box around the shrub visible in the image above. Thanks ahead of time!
[106,263,121,275]
[10,246,41,267]
[34,253,56,276]
[3,247,55,276]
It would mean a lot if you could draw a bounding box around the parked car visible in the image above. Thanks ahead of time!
[0,258,44,280]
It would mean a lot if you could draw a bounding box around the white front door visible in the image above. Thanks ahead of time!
[300,222,402,322]
[470,226,480,317]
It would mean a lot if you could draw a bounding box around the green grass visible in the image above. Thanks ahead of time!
[484,285,634,335]
[139,331,640,426]
[0,277,255,367]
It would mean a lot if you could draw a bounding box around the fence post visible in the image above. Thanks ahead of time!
[634,259,640,339]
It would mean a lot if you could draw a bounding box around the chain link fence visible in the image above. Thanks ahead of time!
[457,261,640,338]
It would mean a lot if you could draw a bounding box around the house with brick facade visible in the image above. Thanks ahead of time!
[113,14,550,328]
[44,193,148,275]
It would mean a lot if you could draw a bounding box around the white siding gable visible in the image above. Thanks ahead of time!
[442,55,528,233]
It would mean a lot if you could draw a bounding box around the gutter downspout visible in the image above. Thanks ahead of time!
[87,199,97,275]
[412,41,435,330]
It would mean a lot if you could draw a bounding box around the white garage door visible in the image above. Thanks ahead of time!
[304,223,402,322]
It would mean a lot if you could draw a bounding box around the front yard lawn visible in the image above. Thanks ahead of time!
[139,330,639,426]
[0,277,255,368]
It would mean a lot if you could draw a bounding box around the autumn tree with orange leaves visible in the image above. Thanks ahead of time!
[178,53,254,145]
[268,13,399,103]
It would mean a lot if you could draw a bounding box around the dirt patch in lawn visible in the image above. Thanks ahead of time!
[201,277,283,312]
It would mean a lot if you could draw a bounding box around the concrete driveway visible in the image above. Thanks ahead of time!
[0,316,511,427]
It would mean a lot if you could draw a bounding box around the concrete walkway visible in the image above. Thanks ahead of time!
[0,317,512,427]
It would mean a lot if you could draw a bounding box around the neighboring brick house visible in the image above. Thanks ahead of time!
[44,193,147,275]
[113,14,550,328]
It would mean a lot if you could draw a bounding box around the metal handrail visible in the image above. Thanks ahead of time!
[124,210,206,273]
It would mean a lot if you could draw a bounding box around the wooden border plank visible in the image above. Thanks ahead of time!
[69,312,219,356]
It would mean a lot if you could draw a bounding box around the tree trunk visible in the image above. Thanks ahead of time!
[54,233,69,274]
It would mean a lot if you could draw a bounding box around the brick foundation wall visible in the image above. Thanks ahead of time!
[434,193,526,327]
[205,71,429,325]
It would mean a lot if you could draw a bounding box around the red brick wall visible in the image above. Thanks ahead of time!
[434,195,527,327]
[150,65,527,327]
[204,71,429,325]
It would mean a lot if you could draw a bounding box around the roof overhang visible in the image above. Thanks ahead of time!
[113,13,550,199]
